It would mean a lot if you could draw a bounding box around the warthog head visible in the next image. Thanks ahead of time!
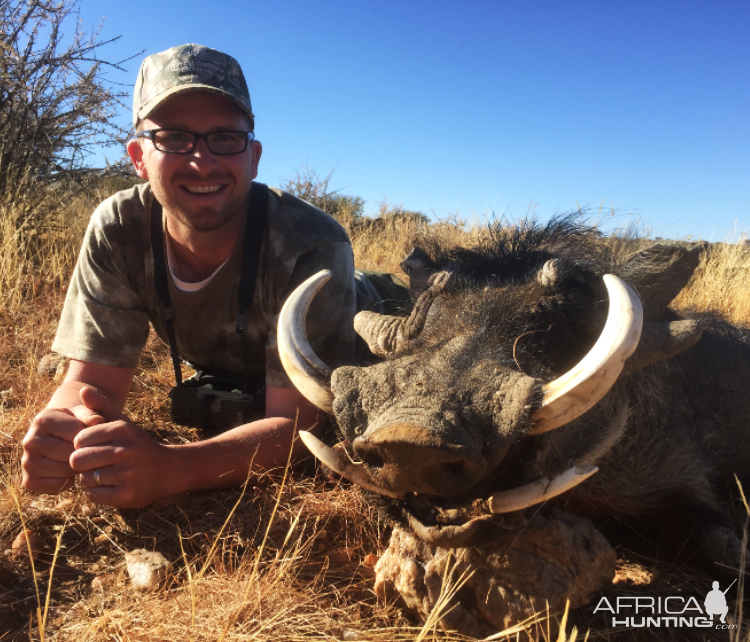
[276,219,706,546]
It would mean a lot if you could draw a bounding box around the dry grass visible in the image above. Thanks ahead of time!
[337,206,488,278]
[0,183,119,324]
[1,180,750,641]
[672,232,750,327]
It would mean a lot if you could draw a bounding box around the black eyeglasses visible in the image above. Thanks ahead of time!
[136,129,254,155]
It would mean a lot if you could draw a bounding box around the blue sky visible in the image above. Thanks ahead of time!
[78,0,748,241]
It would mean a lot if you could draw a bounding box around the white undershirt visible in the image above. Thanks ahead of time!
[165,232,231,292]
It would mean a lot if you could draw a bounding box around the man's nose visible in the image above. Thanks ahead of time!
[188,139,219,168]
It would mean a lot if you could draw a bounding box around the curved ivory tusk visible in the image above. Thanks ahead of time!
[277,270,335,412]
[487,465,598,514]
[298,430,406,500]
[530,275,643,434]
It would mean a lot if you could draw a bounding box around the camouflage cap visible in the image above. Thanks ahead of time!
[133,44,254,129]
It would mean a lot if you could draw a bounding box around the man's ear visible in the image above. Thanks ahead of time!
[250,140,262,180]
[127,138,149,180]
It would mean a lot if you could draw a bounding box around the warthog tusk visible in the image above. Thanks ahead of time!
[298,430,406,500]
[530,275,643,434]
[277,270,335,413]
[301,434,595,516]
[487,465,598,514]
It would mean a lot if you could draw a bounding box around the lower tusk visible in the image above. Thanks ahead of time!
[406,513,497,548]
[298,430,406,500]
[487,465,598,514]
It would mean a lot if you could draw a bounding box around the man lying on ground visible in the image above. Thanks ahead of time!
[21,44,372,507]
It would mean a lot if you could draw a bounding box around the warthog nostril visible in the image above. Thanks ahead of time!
[442,461,468,478]
[359,452,385,470]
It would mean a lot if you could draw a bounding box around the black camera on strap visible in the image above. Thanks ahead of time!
[168,368,266,434]
[150,182,268,433]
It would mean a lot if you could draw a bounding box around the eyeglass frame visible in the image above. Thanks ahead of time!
[135,128,255,155]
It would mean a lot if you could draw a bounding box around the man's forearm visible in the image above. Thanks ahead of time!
[163,416,319,494]
[51,360,136,415]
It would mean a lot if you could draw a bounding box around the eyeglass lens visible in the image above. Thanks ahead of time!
[151,130,249,155]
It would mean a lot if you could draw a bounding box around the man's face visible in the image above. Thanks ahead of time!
[127,92,262,234]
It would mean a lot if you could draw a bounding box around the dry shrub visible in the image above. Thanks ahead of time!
[0,0,132,220]
[1,0,136,323]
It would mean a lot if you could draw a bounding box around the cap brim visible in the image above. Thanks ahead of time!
[133,84,254,128]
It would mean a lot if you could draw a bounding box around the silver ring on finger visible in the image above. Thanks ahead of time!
[93,468,103,487]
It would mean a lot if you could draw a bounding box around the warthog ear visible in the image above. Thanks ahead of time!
[624,320,704,373]
[536,258,589,291]
[621,242,707,321]
[400,247,438,299]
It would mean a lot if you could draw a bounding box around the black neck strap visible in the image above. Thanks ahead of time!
[150,182,269,389]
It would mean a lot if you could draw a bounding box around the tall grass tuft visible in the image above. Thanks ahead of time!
[0,179,139,322]
[671,231,750,327]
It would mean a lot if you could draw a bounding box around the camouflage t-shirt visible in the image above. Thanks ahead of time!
[52,183,357,388]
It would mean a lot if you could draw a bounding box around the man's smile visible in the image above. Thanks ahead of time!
[182,184,224,195]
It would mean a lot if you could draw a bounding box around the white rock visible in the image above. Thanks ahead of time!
[125,549,168,591]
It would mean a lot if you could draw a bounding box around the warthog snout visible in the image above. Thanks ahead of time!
[352,423,487,496]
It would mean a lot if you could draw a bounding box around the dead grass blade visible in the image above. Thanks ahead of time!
[9,485,45,641]
[554,600,583,642]
[42,517,68,634]
[197,464,254,580]
[177,525,197,640]
[736,475,750,516]
[415,552,474,642]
